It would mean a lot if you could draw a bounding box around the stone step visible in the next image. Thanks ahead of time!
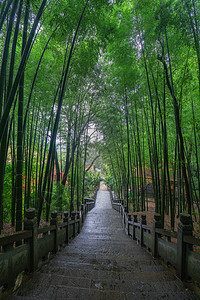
[14,271,195,297]
[40,264,167,279]
[11,287,199,300]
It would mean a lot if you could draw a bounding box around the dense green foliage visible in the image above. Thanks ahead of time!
[0,0,200,232]
[95,0,200,229]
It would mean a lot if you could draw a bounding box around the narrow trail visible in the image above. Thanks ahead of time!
[11,190,198,299]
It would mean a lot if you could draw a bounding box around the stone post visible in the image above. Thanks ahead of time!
[109,190,111,201]
[177,213,193,280]
[71,211,76,238]
[123,206,127,229]
[120,204,122,216]
[50,210,58,253]
[81,204,85,224]
[140,214,146,246]
[128,214,132,236]
[63,211,69,244]
[152,214,162,258]
[84,199,88,213]
[123,208,126,229]
[77,212,80,234]
[24,208,38,272]
[117,202,120,213]
[133,214,138,240]
[94,189,98,203]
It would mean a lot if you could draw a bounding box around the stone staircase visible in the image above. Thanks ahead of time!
[10,191,199,299]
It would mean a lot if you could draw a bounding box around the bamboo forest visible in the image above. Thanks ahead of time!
[0,0,200,239]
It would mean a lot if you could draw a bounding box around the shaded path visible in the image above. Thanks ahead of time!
[12,191,198,299]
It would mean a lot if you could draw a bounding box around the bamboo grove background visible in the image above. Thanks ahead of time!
[0,0,200,233]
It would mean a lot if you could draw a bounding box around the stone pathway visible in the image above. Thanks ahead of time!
[11,191,199,299]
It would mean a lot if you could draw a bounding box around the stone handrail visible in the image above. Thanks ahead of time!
[0,200,95,290]
[111,192,200,283]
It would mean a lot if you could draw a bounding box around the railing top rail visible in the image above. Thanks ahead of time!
[155,228,177,239]
[112,202,121,206]
[0,230,32,246]
[114,199,123,202]
[184,235,200,246]
[59,222,68,229]
[84,198,94,202]
[38,225,56,234]
[142,224,152,231]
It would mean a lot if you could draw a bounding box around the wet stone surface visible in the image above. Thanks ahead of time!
[10,191,199,299]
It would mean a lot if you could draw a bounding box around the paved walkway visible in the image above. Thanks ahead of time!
[11,191,199,299]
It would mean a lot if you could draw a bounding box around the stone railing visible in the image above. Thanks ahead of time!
[110,192,200,283]
[0,199,95,291]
